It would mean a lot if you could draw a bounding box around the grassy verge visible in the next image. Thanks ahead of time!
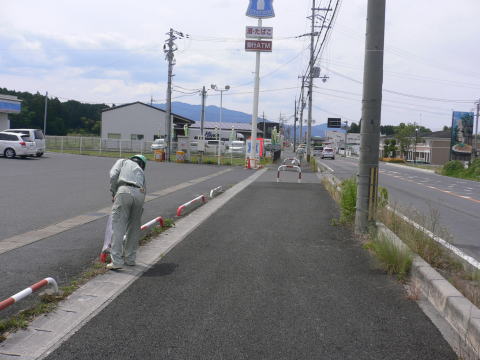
[439,159,480,182]
[321,174,480,307]
[0,219,174,342]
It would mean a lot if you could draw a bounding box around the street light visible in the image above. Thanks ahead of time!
[211,84,230,165]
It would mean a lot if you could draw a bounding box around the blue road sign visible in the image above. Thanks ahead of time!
[246,0,275,19]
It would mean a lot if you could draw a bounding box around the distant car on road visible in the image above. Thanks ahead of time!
[151,138,166,151]
[5,128,45,157]
[0,131,37,158]
[321,147,335,160]
[313,146,324,156]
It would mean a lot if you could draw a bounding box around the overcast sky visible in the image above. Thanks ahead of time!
[1,0,479,131]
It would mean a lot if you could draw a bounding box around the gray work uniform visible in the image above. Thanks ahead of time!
[109,159,146,266]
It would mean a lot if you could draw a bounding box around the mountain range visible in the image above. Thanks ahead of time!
[155,101,345,137]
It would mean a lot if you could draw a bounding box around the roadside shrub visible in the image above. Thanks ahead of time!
[441,160,464,176]
[364,234,413,281]
[464,158,480,180]
[340,177,357,224]
[381,158,405,164]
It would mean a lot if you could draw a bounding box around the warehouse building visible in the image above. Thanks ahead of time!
[101,102,194,141]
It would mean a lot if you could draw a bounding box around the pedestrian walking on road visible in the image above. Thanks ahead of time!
[107,154,147,270]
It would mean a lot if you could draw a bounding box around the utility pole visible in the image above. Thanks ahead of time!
[355,0,386,234]
[306,0,316,162]
[343,120,348,157]
[298,76,306,145]
[43,91,48,136]
[474,100,479,159]
[200,86,207,139]
[293,98,298,151]
[262,112,266,139]
[164,28,188,162]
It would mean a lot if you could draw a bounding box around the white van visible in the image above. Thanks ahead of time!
[4,129,45,157]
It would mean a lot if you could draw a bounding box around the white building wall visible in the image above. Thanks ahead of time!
[101,103,167,141]
[0,113,9,131]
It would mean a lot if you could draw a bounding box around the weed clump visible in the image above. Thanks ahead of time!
[364,234,413,281]
[339,177,357,224]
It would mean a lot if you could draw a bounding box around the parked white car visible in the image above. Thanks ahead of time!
[151,138,166,151]
[226,141,245,155]
[0,131,37,158]
[4,129,45,157]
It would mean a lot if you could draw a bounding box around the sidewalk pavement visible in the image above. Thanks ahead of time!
[14,169,457,359]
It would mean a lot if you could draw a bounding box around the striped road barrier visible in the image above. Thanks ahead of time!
[277,165,302,183]
[140,216,165,231]
[176,195,207,217]
[209,186,223,199]
[0,277,59,311]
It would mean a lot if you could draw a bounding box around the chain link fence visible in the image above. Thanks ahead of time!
[45,136,255,166]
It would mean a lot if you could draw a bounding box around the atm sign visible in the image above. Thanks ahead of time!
[245,40,273,52]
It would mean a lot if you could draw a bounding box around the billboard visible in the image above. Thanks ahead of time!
[450,111,474,160]
[0,100,21,114]
[245,40,272,52]
[327,117,342,128]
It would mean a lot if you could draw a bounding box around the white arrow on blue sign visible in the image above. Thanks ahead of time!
[246,0,275,19]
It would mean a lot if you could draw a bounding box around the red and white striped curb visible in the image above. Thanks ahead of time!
[0,277,58,311]
[140,216,165,231]
[176,195,207,216]
[209,186,223,199]
[277,164,302,183]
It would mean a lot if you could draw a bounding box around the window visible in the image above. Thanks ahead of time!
[131,134,144,140]
[34,130,44,139]
[108,133,121,139]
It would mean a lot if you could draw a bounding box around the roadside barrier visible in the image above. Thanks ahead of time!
[282,157,301,167]
[100,216,165,262]
[176,195,207,216]
[140,216,165,231]
[277,165,302,183]
[0,277,58,311]
[209,186,223,199]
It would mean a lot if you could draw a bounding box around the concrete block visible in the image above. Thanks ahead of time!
[428,279,463,313]
[411,262,445,299]
[444,296,477,335]
[465,317,480,356]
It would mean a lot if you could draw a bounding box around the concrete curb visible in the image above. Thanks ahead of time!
[377,224,480,359]
[0,169,267,360]
[381,161,437,174]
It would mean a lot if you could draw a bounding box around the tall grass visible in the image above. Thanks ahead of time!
[364,233,413,281]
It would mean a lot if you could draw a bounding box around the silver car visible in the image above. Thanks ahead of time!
[0,131,37,158]
[321,147,335,160]
[151,139,166,151]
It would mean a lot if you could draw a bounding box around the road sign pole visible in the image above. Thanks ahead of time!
[249,18,262,167]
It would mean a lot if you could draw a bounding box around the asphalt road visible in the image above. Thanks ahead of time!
[0,153,253,320]
[317,156,480,261]
[44,174,455,359]
[0,152,242,241]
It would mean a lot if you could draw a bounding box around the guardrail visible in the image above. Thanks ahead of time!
[176,195,207,216]
[277,165,302,183]
[0,277,58,311]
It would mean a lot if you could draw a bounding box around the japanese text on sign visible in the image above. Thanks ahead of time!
[245,40,273,52]
[245,26,273,39]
